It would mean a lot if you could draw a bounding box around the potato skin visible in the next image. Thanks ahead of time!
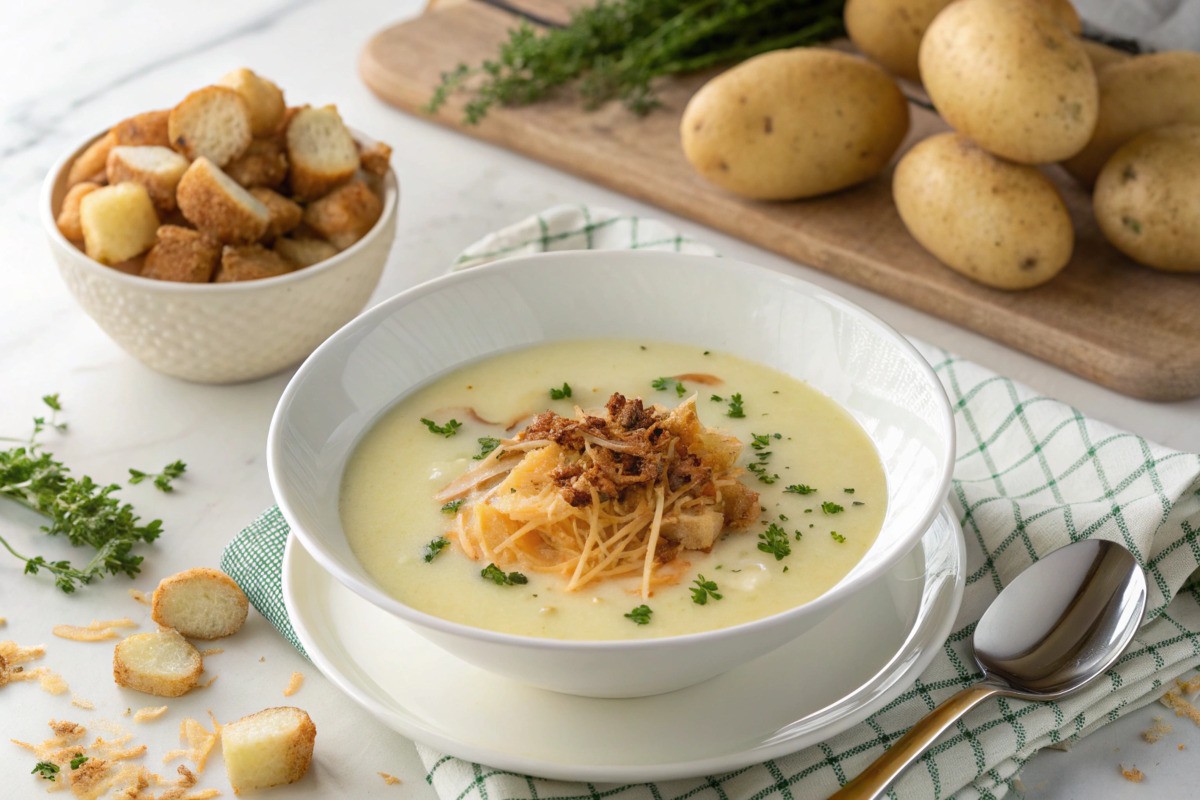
[1093,124,1200,273]
[680,48,909,200]
[845,0,952,82]
[1061,52,1200,187]
[919,0,1096,164]
[893,133,1073,289]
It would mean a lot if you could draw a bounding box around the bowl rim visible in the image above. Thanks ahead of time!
[40,127,399,294]
[268,250,956,652]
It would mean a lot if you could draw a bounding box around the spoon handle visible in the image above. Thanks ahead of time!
[828,683,1000,800]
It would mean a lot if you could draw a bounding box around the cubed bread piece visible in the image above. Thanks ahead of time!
[142,225,221,283]
[80,182,160,265]
[176,157,269,243]
[221,707,316,795]
[56,181,102,242]
[301,179,382,250]
[249,187,303,239]
[168,85,252,166]
[218,68,286,137]
[357,140,392,177]
[151,567,249,638]
[111,109,171,147]
[216,244,293,282]
[273,237,338,268]
[68,131,116,186]
[106,145,190,212]
[110,254,146,276]
[112,629,202,697]
[286,105,359,201]
[225,138,289,188]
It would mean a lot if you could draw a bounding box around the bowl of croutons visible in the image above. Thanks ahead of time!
[42,68,398,384]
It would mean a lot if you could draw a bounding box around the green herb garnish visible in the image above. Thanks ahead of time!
[726,393,745,418]
[830,531,846,543]
[843,487,855,494]
[420,417,462,438]
[441,499,464,514]
[821,501,844,515]
[128,459,187,493]
[32,762,59,781]
[690,575,722,605]
[423,537,450,562]
[625,604,653,625]
[549,383,573,400]
[69,754,88,770]
[473,437,501,460]
[481,563,529,585]
[785,484,816,495]
[757,523,791,560]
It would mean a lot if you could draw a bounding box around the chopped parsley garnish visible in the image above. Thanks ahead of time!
[473,437,501,460]
[843,487,855,494]
[651,377,687,397]
[726,393,746,418]
[746,462,779,484]
[710,394,724,402]
[690,575,723,605]
[128,460,187,492]
[69,754,88,770]
[440,499,464,514]
[675,381,687,397]
[830,531,846,543]
[785,484,817,495]
[549,382,573,400]
[420,417,462,438]
[853,500,865,506]
[625,604,653,625]
[423,536,450,562]
[32,762,59,781]
[821,501,845,515]
[745,431,780,484]
[757,523,791,560]
[481,563,528,585]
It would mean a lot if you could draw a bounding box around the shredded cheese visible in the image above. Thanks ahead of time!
[162,716,220,773]
[283,671,304,696]
[379,771,402,785]
[128,589,151,607]
[52,618,137,642]
[133,706,169,723]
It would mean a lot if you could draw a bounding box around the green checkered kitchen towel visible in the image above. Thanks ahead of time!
[223,205,1200,800]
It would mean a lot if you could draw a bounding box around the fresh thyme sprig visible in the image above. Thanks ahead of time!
[128,460,187,492]
[426,0,847,123]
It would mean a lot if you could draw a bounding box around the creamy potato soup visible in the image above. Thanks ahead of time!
[340,339,886,640]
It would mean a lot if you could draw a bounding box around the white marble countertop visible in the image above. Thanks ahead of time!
[1,1,1197,798]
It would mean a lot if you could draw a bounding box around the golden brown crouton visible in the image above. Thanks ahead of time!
[358,140,392,177]
[111,109,171,147]
[224,137,289,188]
[68,131,116,186]
[176,157,269,243]
[249,187,303,239]
[222,707,316,794]
[110,255,146,276]
[112,629,202,697]
[219,68,286,137]
[216,244,294,282]
[56,181,102,242]
[168,85,252,166]
[273,237,338,268]
[80,182,160,265]
[660,510,723,551]
[301,179,382,250]
[286,105,359,201]
[106,145,190,212]
[142,226,221,283]
[151,567,249,639]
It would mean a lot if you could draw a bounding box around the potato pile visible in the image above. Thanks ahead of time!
[56,68,392,283]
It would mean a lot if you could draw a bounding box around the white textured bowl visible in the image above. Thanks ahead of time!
[269,251,954,697]
[41,131,398,384]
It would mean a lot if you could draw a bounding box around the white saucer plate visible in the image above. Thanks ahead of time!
[284,504,965,783]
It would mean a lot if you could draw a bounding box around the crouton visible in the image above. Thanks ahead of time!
[721,481,760,529]
[176,157,269,243]
[224,138,288,188]
[151,567,249,639]
[286,105,359,201]
[249,187,303,239]
[106,145,190,212]
[221,707,316,795]
[168,85,252,166]
[111,109,171,147]
[56,181,102,242]
[218,68,286,137]
[68,131,116,186]
[216,244,293,282]
[80,182,160,265]
[660,510,723,551]
[301,179,382,250]
[112,629,202,697]
[142,226,221,283]
[273,237,338,268]
[110,255,146,276]
[357,140,392,177]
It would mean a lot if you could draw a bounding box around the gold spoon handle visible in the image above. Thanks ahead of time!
[828,683,1001,800]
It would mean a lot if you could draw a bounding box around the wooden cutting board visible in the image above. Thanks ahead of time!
[361,0,1200,401]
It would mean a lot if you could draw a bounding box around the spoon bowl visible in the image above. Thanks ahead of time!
[831,538,1147,799]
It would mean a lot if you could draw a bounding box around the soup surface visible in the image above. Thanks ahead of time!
[340,339,886,640]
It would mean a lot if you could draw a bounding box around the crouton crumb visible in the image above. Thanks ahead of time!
[283,671,304,697]
[1159,687,1200,725]
[198,648,224,657]
[379,771,402,785]
[129,589,151,606]
[1120,764,1145,783]
[1142,716,1173,743]
[133,706,169,723]
[71,694,95,710]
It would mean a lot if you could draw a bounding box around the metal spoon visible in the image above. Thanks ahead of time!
[830,538,1147,800]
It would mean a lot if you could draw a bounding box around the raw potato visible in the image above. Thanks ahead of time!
[844,0,953,82]
[1061,51,1200,187]
[151,567,250,638]
[919,0,1097,164]
[112,629,203,697]
[1078,39,1133,73]
[893,133,1073,289]
[1093,124,1200,273]
[680,48,909,200]
[221,707,316,794]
